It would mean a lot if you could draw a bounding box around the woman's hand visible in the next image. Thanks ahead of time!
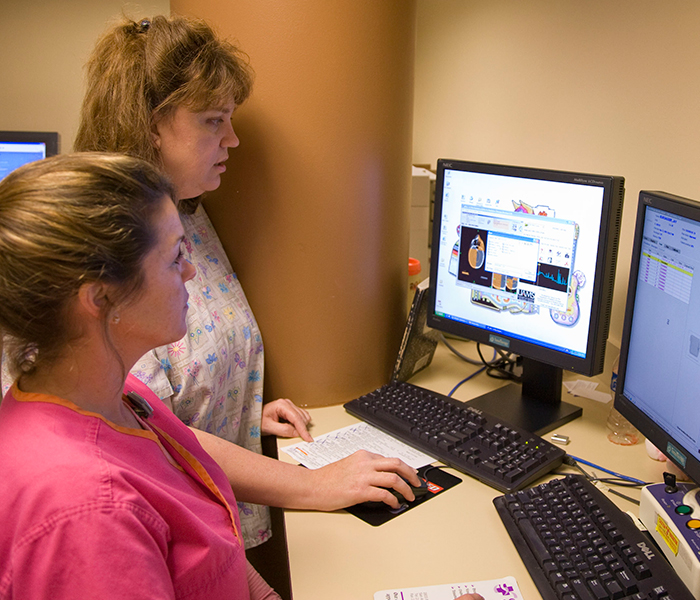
[309,450,422,511]
[261,398,313,442]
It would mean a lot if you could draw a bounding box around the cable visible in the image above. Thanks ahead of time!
[439,333,483,365]
[561,455,644,505]
[446,366,486,397]
[566,454,649,486]
[475,344,521,382]
[439,334,521,383]
[438,335,499,394]
[606,487,641,506]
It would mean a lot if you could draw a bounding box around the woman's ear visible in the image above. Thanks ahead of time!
[77,281,111,320]
[150,110,162,149]
[151,123,162,150]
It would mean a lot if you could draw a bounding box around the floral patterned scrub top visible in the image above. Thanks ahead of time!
[131,204,271,550]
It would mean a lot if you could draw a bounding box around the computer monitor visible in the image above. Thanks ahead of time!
[0,131,59,180]
[427,159,625,434]
[615,190,700,486]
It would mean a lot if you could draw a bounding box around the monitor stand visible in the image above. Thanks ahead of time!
[464,358,582,436]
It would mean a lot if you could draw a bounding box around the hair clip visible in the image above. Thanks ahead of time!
[138,19,151,33]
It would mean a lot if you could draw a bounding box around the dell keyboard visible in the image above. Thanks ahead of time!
[494,474,694,600]
[343,380,565,493]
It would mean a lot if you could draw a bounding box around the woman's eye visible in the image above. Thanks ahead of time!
[175,241,186,264]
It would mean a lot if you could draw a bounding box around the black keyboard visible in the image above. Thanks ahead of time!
[343,380,565,493]
[494,475,694,600]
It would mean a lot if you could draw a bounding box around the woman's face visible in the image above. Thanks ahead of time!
[114,196,196,358]
[153,102,240,199]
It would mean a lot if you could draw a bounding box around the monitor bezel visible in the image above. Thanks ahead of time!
[427,159,624,378]
[615,190,700,485]
[0,131,59,157]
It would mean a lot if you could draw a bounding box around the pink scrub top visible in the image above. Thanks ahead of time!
[0,374,249,600]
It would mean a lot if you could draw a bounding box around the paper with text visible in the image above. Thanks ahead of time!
[281,422,435,469]
[374,575,522,600]
[564,379,612,403]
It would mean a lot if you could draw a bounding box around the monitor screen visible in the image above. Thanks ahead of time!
[428,159,625,434]
[615,191,700,486]
[0,131,59,181]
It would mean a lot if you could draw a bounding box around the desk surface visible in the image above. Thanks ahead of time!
[279,341,669,599]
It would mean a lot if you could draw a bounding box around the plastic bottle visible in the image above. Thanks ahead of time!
[606,354,640,445]
[407,258,422,314]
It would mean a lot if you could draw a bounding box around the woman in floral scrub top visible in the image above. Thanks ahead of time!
[132,205,272,547]
[74,14,314,552]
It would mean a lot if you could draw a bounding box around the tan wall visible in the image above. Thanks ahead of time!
[413,0,700,350]
[0,0,170,152]
[171,0,416,406]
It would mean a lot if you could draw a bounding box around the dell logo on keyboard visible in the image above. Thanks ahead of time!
[637,541,655,560]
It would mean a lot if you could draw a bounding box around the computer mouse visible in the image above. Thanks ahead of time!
[353,476,431,514]
[387,476,430,505]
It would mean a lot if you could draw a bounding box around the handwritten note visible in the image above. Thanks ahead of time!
[281,422,435,470]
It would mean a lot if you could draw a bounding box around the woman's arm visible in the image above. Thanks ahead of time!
[190,427,421,511]
[246,560,281,600]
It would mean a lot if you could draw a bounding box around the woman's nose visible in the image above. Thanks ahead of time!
[223,122,240,149]
[183,259,196,282]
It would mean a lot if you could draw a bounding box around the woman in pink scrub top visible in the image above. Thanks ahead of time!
[0,153,279,599]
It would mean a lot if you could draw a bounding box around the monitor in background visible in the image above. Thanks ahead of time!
[0,131,59,180]
[615,190,700,486]
[427,159,625,434]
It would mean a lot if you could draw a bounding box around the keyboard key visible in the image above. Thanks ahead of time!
[520,519,552,565]
[615,567,639,595]
[570,577,596,600]
[604,578,624,600]
[650,586,670,600]
[587,578,609,600]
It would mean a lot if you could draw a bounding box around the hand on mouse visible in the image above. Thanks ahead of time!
[306,450,422,511]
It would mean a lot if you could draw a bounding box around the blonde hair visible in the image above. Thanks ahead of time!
[0,153,174,377]
[75,15,254,166]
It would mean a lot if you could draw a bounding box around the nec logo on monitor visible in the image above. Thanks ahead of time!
[489,334,510,349]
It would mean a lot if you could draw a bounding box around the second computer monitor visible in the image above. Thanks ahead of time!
[428,159,625,434]
[0,131,59,181]
[615,190,700,487]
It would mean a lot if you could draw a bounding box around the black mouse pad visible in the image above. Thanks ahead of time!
[345,465,462,526]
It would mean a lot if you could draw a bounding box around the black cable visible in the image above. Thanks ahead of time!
[594,477,644,488]
[476,344,521,382]
[439,334,521,383]
[561,455,643,505]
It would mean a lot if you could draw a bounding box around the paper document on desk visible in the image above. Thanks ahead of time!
[281,422,435,469]
[564,379,612,403]
[374,575,522,600]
